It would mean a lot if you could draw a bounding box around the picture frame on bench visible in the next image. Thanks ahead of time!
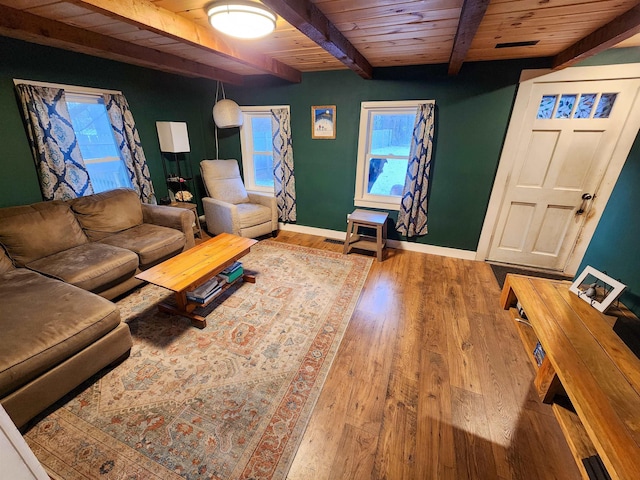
[569,265,626,313]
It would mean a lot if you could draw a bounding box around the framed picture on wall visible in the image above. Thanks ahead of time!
[311,105,336,139]
[569,265,626,312]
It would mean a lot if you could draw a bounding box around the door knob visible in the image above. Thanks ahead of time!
[576,193,594,215]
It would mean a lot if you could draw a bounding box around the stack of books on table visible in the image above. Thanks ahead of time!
[220,261,244,283]
[186,276,222,304]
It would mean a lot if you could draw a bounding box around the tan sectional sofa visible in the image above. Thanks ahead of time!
[0,188,196,428]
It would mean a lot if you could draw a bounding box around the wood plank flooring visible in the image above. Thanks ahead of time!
[262,231,579,480]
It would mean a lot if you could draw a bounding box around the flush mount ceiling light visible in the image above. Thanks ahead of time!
[206,1,277,39]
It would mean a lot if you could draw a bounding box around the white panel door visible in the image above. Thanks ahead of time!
[487,79,640,270]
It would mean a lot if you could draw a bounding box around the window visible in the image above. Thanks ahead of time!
[239,105,288,193]
[354,100,425,210]
[66,93,133,193]
[536,92,618,119]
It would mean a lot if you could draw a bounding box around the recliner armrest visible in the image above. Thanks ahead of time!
[247,193,278,230]
[141,204,195,250]
[202,197,241,236]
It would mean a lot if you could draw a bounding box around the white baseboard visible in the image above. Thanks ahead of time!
[278,223,477,260]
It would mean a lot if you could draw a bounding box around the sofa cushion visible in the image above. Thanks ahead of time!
[98,224,185,269]
[237,203,273,229]
[0,201,88,266]
[69,188,144,241]
[0,269,121,397]
[26,243,139,293]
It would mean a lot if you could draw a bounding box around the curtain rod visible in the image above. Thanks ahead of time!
[13,78,122,95]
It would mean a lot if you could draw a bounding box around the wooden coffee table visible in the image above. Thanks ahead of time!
[136,233,257,328]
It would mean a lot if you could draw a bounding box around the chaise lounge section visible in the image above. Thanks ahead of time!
[0,188,196,427]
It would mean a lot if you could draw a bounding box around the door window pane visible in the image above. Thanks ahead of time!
[594,93,617,118]
[537,95,556,119]
[554,94,577,119]
[574,94,597,119]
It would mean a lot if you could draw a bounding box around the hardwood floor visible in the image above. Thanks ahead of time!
[262,231,580,480]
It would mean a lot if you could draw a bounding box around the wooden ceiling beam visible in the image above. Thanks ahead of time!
[448,0,490,75]
[72,0,302,83]
[260,0,373,79]
[0,4,243,85]
[553,4,640,69]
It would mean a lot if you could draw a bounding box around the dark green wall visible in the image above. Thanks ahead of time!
[0,34,548,251]
[221,60,549,250]
[578,134,640,314]
[0,36,217,212]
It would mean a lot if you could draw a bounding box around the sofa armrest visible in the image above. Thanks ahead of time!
[247,192,278,230]
[141,204,195,250]
[202,197,240,236]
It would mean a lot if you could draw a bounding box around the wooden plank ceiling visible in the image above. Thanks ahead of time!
[0,0,639,84]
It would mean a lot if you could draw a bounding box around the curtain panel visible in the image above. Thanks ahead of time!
[271,108,297,222]
[396,102,435,237]
[16,84,93,201]
[104,94,156,204]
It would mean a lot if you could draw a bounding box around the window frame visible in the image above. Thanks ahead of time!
[354,100,431,210]
[239,105,289,194]
[13,79,132,195]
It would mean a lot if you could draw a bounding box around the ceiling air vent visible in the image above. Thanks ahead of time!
[495,40,540,48]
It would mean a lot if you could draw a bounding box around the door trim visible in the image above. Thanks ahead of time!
[476,63,640,275]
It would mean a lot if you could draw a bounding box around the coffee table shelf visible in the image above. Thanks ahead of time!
[181,274,253,313]
[136,233,257,328]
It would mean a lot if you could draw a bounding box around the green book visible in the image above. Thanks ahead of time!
[221,267,244,283]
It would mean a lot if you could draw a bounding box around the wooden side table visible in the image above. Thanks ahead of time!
[501,275,640,480]
[170,202,202,238]
[343,208,388,261]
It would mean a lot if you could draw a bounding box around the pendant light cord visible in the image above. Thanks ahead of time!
[213,81,228,159]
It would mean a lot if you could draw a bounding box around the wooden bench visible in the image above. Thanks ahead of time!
[500,275,640,480]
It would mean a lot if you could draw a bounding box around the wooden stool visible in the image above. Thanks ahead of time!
[343,209,388,261]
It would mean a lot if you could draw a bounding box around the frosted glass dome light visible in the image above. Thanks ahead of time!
[206,1,277,40]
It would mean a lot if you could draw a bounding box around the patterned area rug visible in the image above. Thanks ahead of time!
[24,241,372,479]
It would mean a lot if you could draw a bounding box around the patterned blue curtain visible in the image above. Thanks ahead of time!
[104,94,156,203]
[16,84,93,201]
[396,102,435,237]
[271,108,297,222]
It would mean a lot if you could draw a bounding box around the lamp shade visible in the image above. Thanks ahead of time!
[156,121,190,153]
[212,99,244,128]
